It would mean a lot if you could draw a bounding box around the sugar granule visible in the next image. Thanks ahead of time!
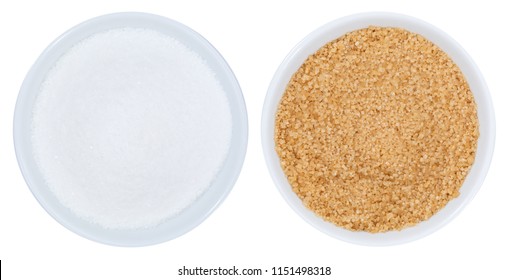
[31,28,232,229]
[275,27,479,233]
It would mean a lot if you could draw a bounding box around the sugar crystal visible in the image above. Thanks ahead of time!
[31,28,232,229]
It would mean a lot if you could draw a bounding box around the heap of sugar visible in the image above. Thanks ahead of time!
[31,28,232,229]
[275,27,478,233]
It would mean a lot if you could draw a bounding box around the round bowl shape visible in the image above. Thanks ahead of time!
[261,12,495,246]
[14,12,248,246]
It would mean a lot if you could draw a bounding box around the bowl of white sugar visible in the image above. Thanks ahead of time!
[14,12,248,246]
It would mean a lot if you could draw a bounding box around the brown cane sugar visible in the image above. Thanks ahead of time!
[274,26,479,233]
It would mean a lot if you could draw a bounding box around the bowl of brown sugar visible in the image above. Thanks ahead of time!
[262,12,495,245]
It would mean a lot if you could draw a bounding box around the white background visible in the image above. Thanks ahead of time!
[1,0,506,279]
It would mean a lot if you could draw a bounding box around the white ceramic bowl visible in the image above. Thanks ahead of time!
[14,12,248,246]
[261,12,495,246]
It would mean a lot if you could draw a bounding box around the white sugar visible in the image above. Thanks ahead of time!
[31,28,232,229]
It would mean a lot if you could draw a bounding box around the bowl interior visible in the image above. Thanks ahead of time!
[262,12,495,246]
[14,12,248,246]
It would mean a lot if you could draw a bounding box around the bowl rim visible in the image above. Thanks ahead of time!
[14,12,248,247]
[261,12,495,246]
